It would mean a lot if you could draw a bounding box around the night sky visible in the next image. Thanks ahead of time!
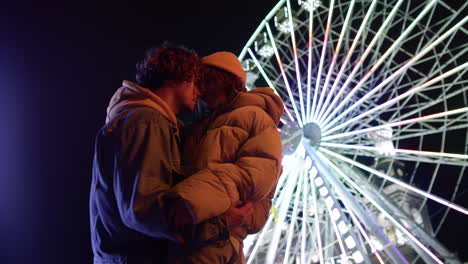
[0,1,465,263]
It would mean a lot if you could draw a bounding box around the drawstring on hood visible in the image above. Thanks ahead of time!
[106,80,178,126]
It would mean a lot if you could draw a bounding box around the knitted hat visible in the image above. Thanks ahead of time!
[202,52,247,87]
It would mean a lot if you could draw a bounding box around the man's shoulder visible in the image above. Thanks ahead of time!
[118,106,172,128]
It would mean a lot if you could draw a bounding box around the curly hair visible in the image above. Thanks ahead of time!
[135,43,201,91]
[198,65,245,100]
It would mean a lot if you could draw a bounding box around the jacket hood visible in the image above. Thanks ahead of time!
[106,80,177,126]
[228,87,284,125]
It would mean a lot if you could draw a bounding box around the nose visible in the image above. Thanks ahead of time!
[195,88,202,99]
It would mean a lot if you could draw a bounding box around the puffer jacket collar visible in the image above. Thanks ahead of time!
[223,87,284,125]
[105,80,178,126]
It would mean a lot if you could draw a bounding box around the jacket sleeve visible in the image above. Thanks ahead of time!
[172,107,282,224]
[244,187,275,234]
[113,118,180,241]
[228,183,276,241]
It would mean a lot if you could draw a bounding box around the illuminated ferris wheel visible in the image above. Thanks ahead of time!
[238,0,467,263]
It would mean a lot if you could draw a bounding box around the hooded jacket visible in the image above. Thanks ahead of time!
[90,81,183,264]
[174,87,284,257]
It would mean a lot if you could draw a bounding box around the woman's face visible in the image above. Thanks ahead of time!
[203,82,227,110]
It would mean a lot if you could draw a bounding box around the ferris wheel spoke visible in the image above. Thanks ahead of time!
[315,0,378,123]
[247,48,278,93]
[244,165,293,260]
[238,1,466,263]
[316,0,406,126]
[326,106,468,142]
[285,0,306,123]
[246,215,274,263]
[392,123,468,143]
[433,166,466,235]
[322,61,468,137]
[265,22,304,127]
[305,0,317,123]
[392,74,468,124]
[340,198,386,264]
[382,43,466,95]
[319,153,457,264]
[312,173,352,263]
[239,0,286,60]
[384,79,468,126]
[309,148,404,263]
[283,169,304,264]
[309,0,335,123]
[265,164,301,263]
[321,167,386,264]
[320,1,450,130]
[313,0,356,122]
[326,33,467,134]
[322,107,468,141]
[320,147,468,216]
[246,166,294,263]
[247,48,297,124]
[378,44,468,102]
[321,142,468,167]
[308,166,325,264]
[301,166,309,264]
[327,209,350,264]
[393,111,468,140]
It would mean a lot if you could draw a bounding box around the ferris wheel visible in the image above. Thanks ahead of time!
[238,0,467,263]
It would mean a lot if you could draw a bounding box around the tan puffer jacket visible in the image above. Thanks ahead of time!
[173,87,284,225]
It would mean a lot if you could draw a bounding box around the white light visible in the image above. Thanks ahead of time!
[277,20,291,33]
[311,249,319,263]
[314,176,323,186]
[338,221,349,234]
[282,154,294,165]
[331,208,340,221]
[367,127,396,156]
[305,156,312,169]
[299,0,322,11]
[257,44,275,58]
[311,165,318,176]
[369,236,384,251]
[319,186,329,196]
[340,254,348,264]
[297,143,306,158]
[345,236,356,249]
[325,196,334,208]
[351,251,364,263]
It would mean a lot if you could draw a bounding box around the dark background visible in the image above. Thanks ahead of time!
[0,1,465,263]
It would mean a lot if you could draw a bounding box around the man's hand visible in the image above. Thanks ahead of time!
[225,200,254,229]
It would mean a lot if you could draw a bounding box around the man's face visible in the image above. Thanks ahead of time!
[177,80,200,112]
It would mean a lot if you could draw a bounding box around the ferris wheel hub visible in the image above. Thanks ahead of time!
[302,122,322,148]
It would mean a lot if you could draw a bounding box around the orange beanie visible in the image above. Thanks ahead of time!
[202,52,247,86]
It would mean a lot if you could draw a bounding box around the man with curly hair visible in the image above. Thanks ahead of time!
[89,44,203,264]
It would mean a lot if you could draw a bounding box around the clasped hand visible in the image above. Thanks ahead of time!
[225,200,254,229]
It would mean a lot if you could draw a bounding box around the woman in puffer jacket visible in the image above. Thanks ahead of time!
[170,52,284,263]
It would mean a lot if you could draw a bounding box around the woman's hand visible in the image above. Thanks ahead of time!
[225,200,254,229]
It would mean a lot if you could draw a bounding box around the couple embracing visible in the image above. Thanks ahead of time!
[90,43,284,263]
